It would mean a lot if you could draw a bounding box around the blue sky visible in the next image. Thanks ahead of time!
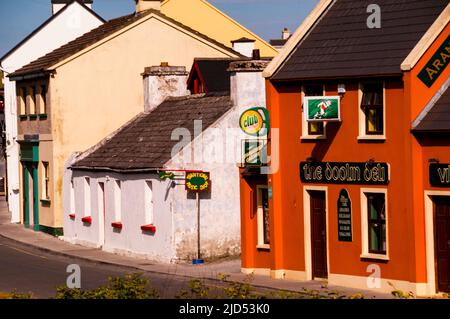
[0,0,319,57]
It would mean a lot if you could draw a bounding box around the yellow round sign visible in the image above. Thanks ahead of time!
[240,110,264,135]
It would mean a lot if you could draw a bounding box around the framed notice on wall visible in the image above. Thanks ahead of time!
[337,189,352,242]
[304,96,341,122]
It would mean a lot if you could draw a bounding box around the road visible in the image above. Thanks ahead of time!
[0,237,193,298]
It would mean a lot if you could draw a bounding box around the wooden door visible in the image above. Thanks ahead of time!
[434,196,450,293]
[310,191,328,279]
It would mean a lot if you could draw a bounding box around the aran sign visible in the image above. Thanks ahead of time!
[239,107,270,136]
[418,34,450,88]
[304,96,340,122]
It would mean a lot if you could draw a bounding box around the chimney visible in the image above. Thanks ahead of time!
[229,50,269,112]
[52,0,93,15]
[135,0,161,13]
[282,28,290,40]
[142,63,189,112]
[231,37,256,58]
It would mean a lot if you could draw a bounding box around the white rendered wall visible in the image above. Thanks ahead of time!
[1,2,103,223]
[63,164,176,262]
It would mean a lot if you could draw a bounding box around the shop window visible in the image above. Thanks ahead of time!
[361,189,388,259]
[257,186,270,249]
[84,177,91,216]
[359,82,385,139]
[144,181,154,224]
[302,84,326,139]
[39,84,47,114]
[114,180,122,222]
[41,162,50,200]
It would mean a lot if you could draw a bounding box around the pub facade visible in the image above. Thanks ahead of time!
[240,0,450,296]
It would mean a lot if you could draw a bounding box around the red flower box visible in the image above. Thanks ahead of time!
[111,222,123,229]
[141,224,156,233]
[69,214,76,220]
[82,216,92,224]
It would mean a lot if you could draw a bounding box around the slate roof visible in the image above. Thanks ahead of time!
[72,93,233,171]
[272,0,448,81]
[269,39,288,47]
[413,81,450,133]
[10,9,241,78]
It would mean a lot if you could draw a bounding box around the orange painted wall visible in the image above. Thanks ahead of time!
[263,77,422,282]
[241,22,450,286]
[239,172,271,269]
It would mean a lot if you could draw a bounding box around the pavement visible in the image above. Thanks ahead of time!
[0,196,393,299]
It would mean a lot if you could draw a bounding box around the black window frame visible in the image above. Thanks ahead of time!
[367,192,387,255]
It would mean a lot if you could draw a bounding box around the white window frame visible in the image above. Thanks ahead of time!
[28,85,36,115]
[256,185,270,250]
[114,180,122,222]
[358,82,386,141]
[144,180,154,225]
[84,177,91,217]
[360,188,389,261]
[41,161,50,200]
[301,84,327,140]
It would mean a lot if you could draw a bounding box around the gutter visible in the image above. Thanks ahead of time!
[70,166,160,174]
[8,70,52,81]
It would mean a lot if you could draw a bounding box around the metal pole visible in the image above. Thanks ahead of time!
[197,191,201,260]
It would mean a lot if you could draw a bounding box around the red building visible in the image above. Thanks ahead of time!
[240,0,450,296]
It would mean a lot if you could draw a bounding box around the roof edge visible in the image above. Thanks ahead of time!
[162,0,278,56]
[412,76,450,130]
[262,0,333,79]
[0,0,105,63]
[401,2,450,71]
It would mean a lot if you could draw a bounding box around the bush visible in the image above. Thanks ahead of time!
[55,273,160,299]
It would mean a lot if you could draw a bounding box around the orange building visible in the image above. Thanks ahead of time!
[240,0,450,296]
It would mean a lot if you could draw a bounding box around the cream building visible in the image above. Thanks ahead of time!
[9,0,275,235]
[0,0,104,226]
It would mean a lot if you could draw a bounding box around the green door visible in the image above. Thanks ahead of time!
[20,141,39,231]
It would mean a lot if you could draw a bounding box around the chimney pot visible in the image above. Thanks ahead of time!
[252,49,261,60]
[135,0,161,13]
[282,28,291,40]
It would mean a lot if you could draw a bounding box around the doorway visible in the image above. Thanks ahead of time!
[22,163,39,231]
[310,190,328,279]
[434,196,450,293]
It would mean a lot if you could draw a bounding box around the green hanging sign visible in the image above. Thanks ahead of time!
[304,96,341,122]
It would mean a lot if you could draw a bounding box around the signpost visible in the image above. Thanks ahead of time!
[337,189,352,242]
[185,171,210,264]
[304,96,341,122]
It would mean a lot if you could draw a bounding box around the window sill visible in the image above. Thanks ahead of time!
[29,114,38,120]
[19,115,28,121]
[82,216,92,225]
[360,253,389,261]
[141,224,156,233]
[38,114,48,120]
[357,135,386,141]
[301,135,327,141]
[112,222,123,230]
[256,244,270,250]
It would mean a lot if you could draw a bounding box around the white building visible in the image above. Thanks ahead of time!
[0,0,104,223]
[62,55,269,263]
